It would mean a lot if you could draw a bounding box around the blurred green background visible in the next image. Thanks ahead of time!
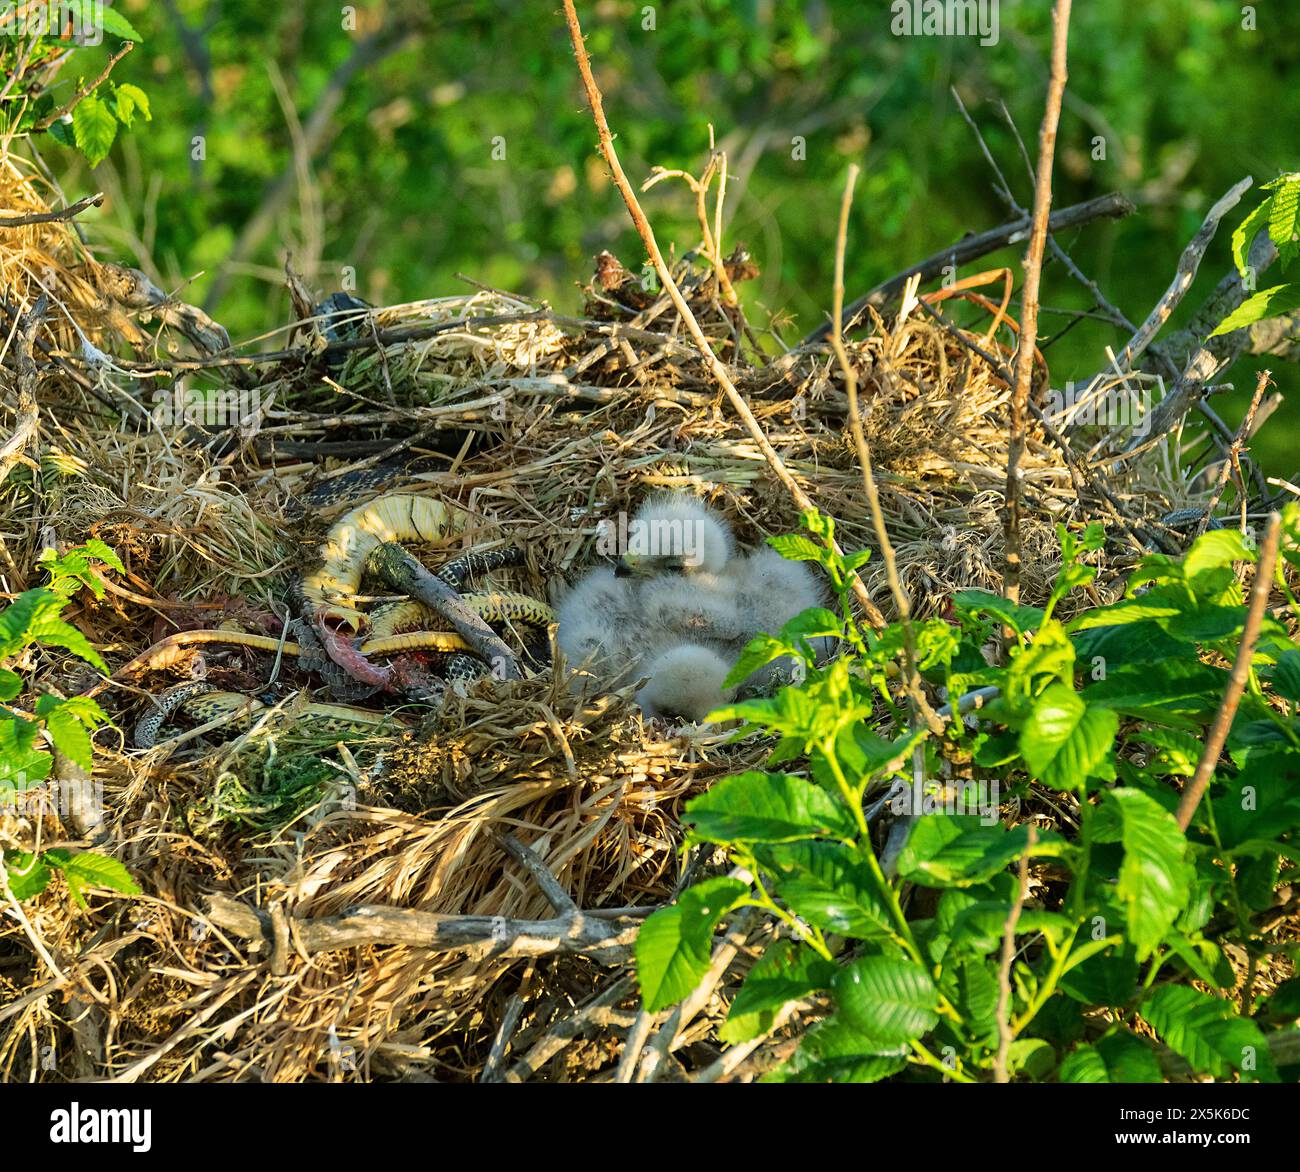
[31,0,1300,474]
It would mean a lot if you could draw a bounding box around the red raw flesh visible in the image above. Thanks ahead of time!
[318,618,394,689]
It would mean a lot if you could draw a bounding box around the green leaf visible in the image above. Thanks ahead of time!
[1183,528,1256,579]
[767,534,824,563]
[720,940,836,1044]
[72,96,118,167]
[76,538,125,574]
[779,607,842,644]
[1231,198,1272,278]
[43,707,92,769]
[951,958,999,1043]
[767,1015,909,1083]
[1268,175,1300,267]
[896,816,1067,887]
[0,668,21,701]
[723,632,795,689]
[3,851,53,900]
[1092,788,1191,959]
[1004,1038,1056,1079]
[1084,658,1229,720]
[43,850,139,908]
[833,956,939,1046]
[1263,977,1300,1023]
[684,771,858,844]
[113,83,151,127]
[1059,948,1139,1006]
[1209,284,1300,337]
[28,615,107,673]
[636,877,748,1012]
[1019,684,1118,791]
[1129,726,1204,777]
[951,589,1044,636]
[98,5,144,41]
[0,715,53,790]
[1059,1033,1163,1083]
[1143,985,1278,1081]
[759,841,894,939]
[1269,649,1300,702]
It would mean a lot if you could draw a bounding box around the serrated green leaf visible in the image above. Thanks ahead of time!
[1020,685,1118,791]
[1270,649,1300,703]
[1059,1032,1163,1083]
[951,589,1044,636]
[723,632,796,690]
[3,851,52,900]
[759,841,894,939]
[0,715,53,790]
[1143,985,1278,1081]
[896,816,1068,887]
[98,5,144,41]
[1093,788,1192,960]
[767,534,824,563]
[72,95,117,167]
[766,1015,909,1083]
[636,877,749,1012]
[720,940,836,1044]
[44,850,140,906]
[42,706,93,770]
[684,771,858,844]
[1209,284,1300,337]
[833,956,938,1046]
[0,668,21,701]
[1231,198,1272,279]
[1059,948,1139,1006]
[113,82,151,127]
[1268,176,1300,267]
[1183,528,1256,578]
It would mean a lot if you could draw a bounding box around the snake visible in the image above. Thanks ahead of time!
[120,490,553,742]
[133,682,402,750]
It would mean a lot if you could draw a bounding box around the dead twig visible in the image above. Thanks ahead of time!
[0,292,46,484]
[1195,369,1272,537]
[0,192,104,228]
[1174,513,1282,831]
[993,825,1036,1083]
[205,893,639,964]
[830,166,942,733]
[803,191,1133,346]
[1004,0,1071,606]
[561,0,887,630]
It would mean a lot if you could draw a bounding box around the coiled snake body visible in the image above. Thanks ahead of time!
[126,491,552,748]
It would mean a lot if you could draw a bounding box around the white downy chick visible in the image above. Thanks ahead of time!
[635,642,737,724]
[725,545,830,644]
[615,492,735,580]
[555,565,643,677]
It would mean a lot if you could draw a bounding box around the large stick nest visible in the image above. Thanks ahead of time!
[0,158,1208,1081]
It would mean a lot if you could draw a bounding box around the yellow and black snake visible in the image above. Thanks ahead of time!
[121,490,553,747]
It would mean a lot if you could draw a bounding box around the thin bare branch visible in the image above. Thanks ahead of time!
[1175,513,1282,831]
[1004,0,1072,605]
[560,0,886,629]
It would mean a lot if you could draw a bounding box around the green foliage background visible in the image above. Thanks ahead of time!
[40,0,1300,471]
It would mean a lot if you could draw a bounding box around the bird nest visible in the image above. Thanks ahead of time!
[0,159,1209,1082]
